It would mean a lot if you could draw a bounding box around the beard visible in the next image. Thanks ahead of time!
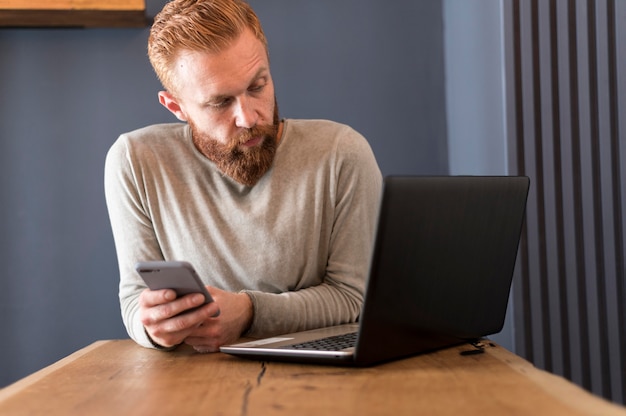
[190,107,280,187]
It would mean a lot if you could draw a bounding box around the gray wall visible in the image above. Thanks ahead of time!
[0,0,448,386]
[443,0,514,352]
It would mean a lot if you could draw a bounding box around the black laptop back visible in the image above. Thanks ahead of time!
[352,176,529,365]
[220,176,530,366]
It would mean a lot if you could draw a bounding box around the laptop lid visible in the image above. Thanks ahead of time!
[221,176,530,366]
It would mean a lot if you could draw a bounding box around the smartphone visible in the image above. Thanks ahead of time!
[135,261,214,307]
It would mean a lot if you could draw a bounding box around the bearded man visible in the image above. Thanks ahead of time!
[104,0,382,352]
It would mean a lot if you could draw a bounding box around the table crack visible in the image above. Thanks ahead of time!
[241,362,267,416]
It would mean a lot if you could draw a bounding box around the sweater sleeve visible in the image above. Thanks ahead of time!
[104,134,164,348]
[242,126,382,337]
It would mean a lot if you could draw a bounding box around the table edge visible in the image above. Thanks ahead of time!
[488,345,626,415]
[0,340,109,401]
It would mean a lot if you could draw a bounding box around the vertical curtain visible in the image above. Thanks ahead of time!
[504,0,626,404]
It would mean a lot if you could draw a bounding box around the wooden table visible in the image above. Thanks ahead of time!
[0,340,624,415]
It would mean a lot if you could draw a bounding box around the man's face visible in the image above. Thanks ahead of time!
[159,29,279,186]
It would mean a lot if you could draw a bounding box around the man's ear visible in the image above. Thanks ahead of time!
[158,91,188,122]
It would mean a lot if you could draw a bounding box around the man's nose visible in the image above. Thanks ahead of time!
[234,97,258,129]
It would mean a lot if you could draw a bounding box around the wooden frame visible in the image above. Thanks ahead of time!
[0,0,148,28]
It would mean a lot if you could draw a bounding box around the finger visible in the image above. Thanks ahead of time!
[192,345,218,354]
[139,288,177,308]
[142,293,207,325]
[184,336,220,353]
[206,301,221,318]
[159,299,221,331]
[181,303,221,333]
[147,309,208,347]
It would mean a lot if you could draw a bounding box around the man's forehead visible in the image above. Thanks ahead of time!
[173,52,270,104]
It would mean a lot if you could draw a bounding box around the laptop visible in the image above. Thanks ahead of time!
[220,175,530,366]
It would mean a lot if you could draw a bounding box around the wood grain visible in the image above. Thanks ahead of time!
[0,340,624,415]
[0,1,144,11]
[0,0,147,27]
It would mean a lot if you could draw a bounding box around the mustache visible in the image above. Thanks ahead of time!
[228,124,279,150]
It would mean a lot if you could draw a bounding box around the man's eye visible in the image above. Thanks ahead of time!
[211,98,232,108]
[249,83,265,93]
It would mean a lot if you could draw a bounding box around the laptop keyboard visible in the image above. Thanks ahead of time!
[282,331,358,351]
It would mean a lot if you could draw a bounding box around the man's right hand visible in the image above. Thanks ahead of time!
[139,288,221,348]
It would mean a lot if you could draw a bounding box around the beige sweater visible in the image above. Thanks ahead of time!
[104,119,382,348]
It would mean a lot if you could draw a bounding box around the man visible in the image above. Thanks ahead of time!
[104,0,382,353]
